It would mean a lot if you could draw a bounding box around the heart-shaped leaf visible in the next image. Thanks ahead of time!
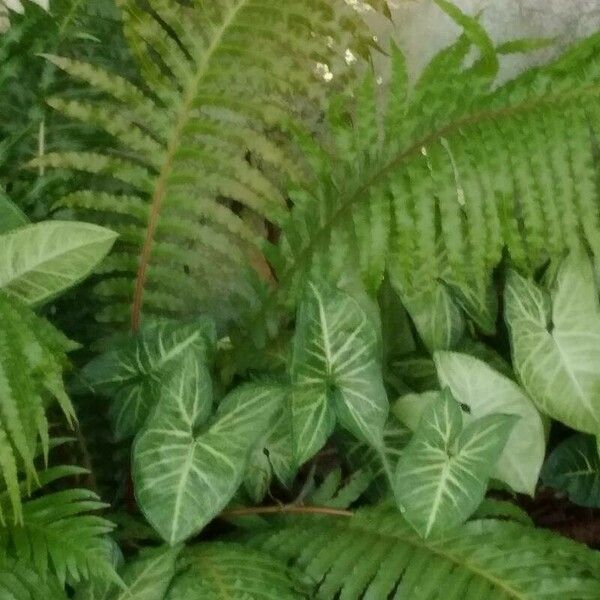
[81,319,216,439]
[133,356,281,545]
[0,221,117,305]
[394,389,515,538]
[435,351,545,495]
[505,252,600,433]
[291,282,388,465]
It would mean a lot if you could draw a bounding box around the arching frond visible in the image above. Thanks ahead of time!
[36,0,381,333]
[246,505,600,599]
[248,3,600,351]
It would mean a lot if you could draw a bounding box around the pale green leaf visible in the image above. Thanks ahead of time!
[291,282,388,465]
[392,391,440,432]
[133,358,282,545]
[505,252,600,433]
[542,434,600,508]
[0,221,117,306]
[435,351,545,495]
[394,390,515,538]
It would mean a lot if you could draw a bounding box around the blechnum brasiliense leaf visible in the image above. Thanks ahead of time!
[236,1,600,354]
[33,0,382,334]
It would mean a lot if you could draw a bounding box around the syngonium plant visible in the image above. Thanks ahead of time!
[2,0,600,598]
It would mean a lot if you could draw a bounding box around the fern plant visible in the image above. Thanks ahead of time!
[225,0,600,355]
[6,1,600,599]
[34,0,384,333]
[0,192,119,592]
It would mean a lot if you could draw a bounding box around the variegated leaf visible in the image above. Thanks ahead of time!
[245,386,296,501]
[81,319,216,440]
[133,357,281,545]
[394,389,515,538]
[435,351,544,495]
[505,252,600,434]
[392,280,465,352]
[291,281,388,465]
[0,221,116,306]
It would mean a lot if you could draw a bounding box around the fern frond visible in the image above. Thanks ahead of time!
[248,5,600,351]
[0,555,67,600]
[168,542,311,599]
[246,505,600,599]
[0,295,77,521]
[36,0,380,332]
[2,488,116,586]
[0,463,117,588]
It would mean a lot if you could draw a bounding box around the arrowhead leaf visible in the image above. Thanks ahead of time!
[133,357,282,545]
[505,251,600,433]
[394,390,515,538]
[81,319,216,439]
[435,351,545,495]
[291,282,388,465]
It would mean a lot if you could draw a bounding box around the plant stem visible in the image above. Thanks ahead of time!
[221,505,353,518]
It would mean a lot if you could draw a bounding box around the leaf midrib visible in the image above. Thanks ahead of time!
[130,0,250,331]
[260,83,600,329]
[356,522,529,599]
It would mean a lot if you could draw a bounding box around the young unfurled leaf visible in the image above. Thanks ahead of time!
[133,356,282,545]
[542,434,600,508]
[80,319,216,440]
[394,389,515,538]
[0,221,117,306]
[505,252,600,434]
[291,281,388,465]
[435,351,544,495]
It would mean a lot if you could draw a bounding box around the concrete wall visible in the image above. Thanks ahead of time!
[372,0,600,80]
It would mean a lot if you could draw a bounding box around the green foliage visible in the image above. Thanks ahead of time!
[291,281,387,464]
[5,0,600,597]
[80,318,216,440]
[505,251,600,433]
[229,0,600,354]
[0,556,68,600]
[167,543,310,599]
[0,220,116,305]
[247,505,600,599]
[394,390,515,538]
[0,190,27,233]
[542,434,600,508]
[434,351,545,495]
[34,0,380,331]
[134,368,282,545]
[0,467,116,586]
